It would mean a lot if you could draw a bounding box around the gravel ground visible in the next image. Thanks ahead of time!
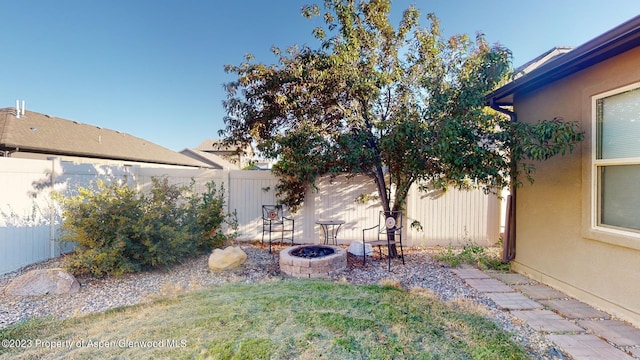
[0,243,567,359]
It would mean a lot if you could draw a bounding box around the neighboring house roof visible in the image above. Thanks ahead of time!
[194,138,254,156]
[487,14,640,106]
[0,107,210,168]
[191,138,256,168]
[512,46,573,79]
[180,148,239,170]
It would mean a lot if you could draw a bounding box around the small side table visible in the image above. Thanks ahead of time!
[315,220,345,245]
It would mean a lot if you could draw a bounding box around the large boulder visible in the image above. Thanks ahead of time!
[208,246,247,271]
[347,241,373,256]
[4,268,80,296]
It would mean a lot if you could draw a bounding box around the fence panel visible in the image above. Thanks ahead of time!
[406,185,502,246]
[312,175,380,244]
[228,171,281,241]
[1,157,504,274]
[0,225,51,274]
[0,158,58,274]
[135,166,227,193]
[0,158,230,274]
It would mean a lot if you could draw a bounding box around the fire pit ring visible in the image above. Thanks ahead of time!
[280,245,347,278]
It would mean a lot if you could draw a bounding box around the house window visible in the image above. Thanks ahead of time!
[594,83,640,233]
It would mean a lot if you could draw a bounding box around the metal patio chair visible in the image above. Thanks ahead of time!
[262,205,294,253]
[362,210,405,271]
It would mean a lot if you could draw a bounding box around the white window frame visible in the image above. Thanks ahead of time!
[591,81,640,237]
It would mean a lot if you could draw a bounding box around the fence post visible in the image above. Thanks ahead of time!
[49,157,61,258]
[405,183,412,246]
[224,169,231,216]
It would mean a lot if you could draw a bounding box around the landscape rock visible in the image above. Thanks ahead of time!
[208,246,248,271]
[347,241,373,256]
[4,268,80,296]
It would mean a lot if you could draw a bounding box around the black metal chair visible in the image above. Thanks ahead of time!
[262,205,294,253]
[362,210,405,271]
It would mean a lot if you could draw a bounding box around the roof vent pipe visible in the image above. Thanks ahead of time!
[15,100,26,118]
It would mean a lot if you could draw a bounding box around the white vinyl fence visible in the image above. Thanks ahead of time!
[0,157,504,274]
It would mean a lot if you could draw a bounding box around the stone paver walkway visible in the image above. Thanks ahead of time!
[511,309,583,333]
[451,267,640,359]
[515,284,568,300]
[485,292,543,310]
[539,299,610,320]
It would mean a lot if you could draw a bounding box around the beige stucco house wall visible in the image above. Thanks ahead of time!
[486,16,640,327]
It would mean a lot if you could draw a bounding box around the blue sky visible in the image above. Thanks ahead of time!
[1,1,639,151]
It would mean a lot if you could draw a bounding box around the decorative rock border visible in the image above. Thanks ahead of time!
[279,245,347,279]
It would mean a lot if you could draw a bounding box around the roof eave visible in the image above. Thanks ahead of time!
[2,144,207,168]
[486,14,640,106]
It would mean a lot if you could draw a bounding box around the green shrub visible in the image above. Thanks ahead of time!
[189,181,236,251]
[434,239,510,271]
[58,177,236,277]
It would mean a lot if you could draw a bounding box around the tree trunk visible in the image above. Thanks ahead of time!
[371,173,400,259]
[386,183,411,259]
[387,229,398,258]
[384,211,399,258]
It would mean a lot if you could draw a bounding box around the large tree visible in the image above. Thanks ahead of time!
[221,0,582,247]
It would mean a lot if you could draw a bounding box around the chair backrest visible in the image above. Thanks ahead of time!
[262,205,283,221]
[379,210,402,232]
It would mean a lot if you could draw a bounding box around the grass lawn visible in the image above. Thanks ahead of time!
[0,279,529,359]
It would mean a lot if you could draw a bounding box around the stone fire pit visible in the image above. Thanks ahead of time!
[279,245,347,278]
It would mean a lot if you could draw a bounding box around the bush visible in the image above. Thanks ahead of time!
[434,239,510,271]
[188,181,237,252]
[58,177,236,277]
